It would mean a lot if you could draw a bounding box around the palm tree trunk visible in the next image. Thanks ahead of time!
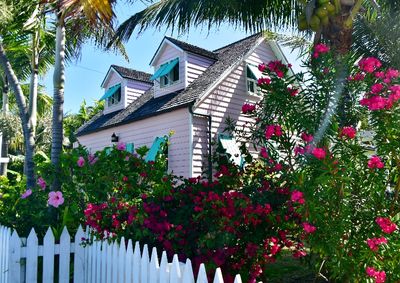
[29,29,39,136]
[1,76,9,176]
[51,16,66,191]
[2,75,8,112]
[0,43,35,187]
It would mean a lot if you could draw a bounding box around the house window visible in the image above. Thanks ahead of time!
[160,61,179,88]
[246,64,263,95]
[107,87,121,106]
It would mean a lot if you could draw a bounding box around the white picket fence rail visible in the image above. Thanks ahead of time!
[0,225,245,283]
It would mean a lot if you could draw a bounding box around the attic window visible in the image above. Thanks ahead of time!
[99,83,122,106]
[150,58,180,88]
[246,64,263,95]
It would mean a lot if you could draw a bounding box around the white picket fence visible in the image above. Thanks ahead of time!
[0,225,245,283]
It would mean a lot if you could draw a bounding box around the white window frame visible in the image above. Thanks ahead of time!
[107,86,122,106]
[160,59,180,88]
[246,64,262,96]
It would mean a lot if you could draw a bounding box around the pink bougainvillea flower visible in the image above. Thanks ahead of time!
[21,189,32,199]
[371,83,384,94]
[368,156,384,169]
[242,103,256,114]
[301,132,313,143]
[312,148,326,160]
[77,156,85,167]
[360,96,387,111]
[116,142,126,151]
[37,177,46,190]
[366,266,386,283]
[339,126,356,139]
[358,57,382,73]
[376,217,398,234]
[366,237,387,252]
[302,222,316,234]
[48,191,64,208]
[291,190,305,205]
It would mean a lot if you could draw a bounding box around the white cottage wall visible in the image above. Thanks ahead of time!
[77,108,191,177]
[191,40,277,177]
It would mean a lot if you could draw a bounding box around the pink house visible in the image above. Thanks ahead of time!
[76,33,289,178]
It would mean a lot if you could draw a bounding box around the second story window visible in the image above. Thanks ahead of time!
[246,64,263,96]
[99,83,122,106]
[150,58,180,87]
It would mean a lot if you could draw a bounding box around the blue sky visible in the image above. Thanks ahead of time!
[41,2,303,114]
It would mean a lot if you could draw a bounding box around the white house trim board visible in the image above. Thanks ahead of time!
[149,38,184,66]
[101,66,123,88]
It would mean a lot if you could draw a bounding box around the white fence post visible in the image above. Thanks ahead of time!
[73,225,85,283]
[8,230,22,283]
[42,227,55,283]
[0,226,11,283]
[59,227,71,283]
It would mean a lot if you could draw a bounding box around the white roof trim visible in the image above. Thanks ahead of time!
[149,38,184,66]
[100,66,123,88]
[269,41,296,78]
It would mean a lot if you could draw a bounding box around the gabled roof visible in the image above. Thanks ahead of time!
[76,33,265,137]
[101,65,153,87]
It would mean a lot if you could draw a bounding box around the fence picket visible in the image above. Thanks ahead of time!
[59,227,70,283]
[87,237,93,283]
[133,241,141,283]
[112,241,118,283]
[26,228,38,283]
[42,227,55,283]
[118,237,126,283]
[149,247,159,283]
[8,231,21,283]
[125,240,134,283]
[0,226,11,283]
[96,240,102,283]
[106,241,112,283]
[170,254,182,283]
[101,241,107,283]
[74,225,85,283]
[213,268,224,283]
[233,275,242,283]
[141,244,150,283]
[196,264,208,283]
[182,259,195,283]
[159,251,169,283]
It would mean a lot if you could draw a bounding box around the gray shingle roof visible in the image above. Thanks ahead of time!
[165,37,218,60]
[76,33,263,137]
[111,65,153,84]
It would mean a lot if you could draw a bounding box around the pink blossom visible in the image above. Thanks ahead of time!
[260,147,268,158]
[348,73,366,81]
[258,63,266,72]
[360,96,387,111]
[287,87,299,97]
[371,83,384,94]
[302,222,316,234]
[366,266,386,283]
[358,57,382,73]
[242,103,256,114]
[21,189,32,199]
[88,154,98,165]
[77,156,85,167]
[294,146,305,156]
[265,125,275,139]
[366,237,387,251]
[368,156,384,169]
[312,148,326,160]
[385,68,399,81]
[292,250,307,258]
[116,142,126,151]
[291,190,305,205]
[257,77,271,85]
[339,126,356,139]
[376,217,397,234]
[37,177,46,190]
[301,132,313,143]
[48,191,64,208]
[315,43,330,54]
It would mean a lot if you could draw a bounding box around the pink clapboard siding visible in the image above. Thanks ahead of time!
[152,43,185,98]
[191,40,276,177]
[186,53,215,85]
[124,80,152,107]
[77,108,192,177]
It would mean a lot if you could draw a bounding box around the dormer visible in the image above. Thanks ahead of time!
[149,37,217,98]
[100,65,153,114]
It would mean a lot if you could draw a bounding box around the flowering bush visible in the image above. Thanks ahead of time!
[240,44,400,281]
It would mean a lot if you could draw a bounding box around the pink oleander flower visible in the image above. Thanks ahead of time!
[360,96,387,111]
[242,103,256,114]
[302,222,316,234]
[366,237,387,252]
[371,83,384,94]
[257,77,271,85]
[260,147,268,158]
[287,87,299,97]
[265,125,282,139]
[366,266,386,283]
[376,217,398,234]
[291,190,305,205]
[301,132,313,143]
[258,63,266,72]
[313,43,330,58]
[88,154,98,165]
[312,147,326,160]
[294,146,305,156]
[368,156,384,169]
[116,142,126,151]
[359,57,382,73]
[267,60,286,78]
[37,177,46,190]
[77,156,85,167]
[339,126,356,139]
[48,191,64,208]
[348,73,366,81]
[21,189,32,199]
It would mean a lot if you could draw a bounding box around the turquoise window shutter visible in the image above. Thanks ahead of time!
[247,64,263,79]
[219,134,244,167]
[126,143,134,153]
[100,84,121,101]
[145,136,167,162]
[105,148,112,155]
[150,58,179,81]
